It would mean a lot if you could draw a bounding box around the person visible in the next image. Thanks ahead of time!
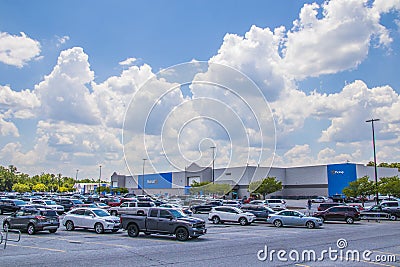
[307,199,312,215]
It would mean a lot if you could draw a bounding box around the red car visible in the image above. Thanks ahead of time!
[104,198,121,207]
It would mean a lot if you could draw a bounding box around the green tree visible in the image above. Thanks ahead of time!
[378,176,400,197]
[342,176,375,202]
[12,183,31,193]
[32,183,47,192]
[248,177,282,199]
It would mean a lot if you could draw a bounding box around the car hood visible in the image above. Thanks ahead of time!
[176,216,205,224]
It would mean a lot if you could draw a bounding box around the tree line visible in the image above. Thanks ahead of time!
[0,165,126,193]
[343,175,400,200]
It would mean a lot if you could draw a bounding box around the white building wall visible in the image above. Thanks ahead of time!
[356,165,399,181]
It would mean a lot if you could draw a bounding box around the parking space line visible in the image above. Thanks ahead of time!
[295,264,310,267]
[6,243,66,252]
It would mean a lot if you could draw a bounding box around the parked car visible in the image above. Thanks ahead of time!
[103,198,121,207]
[311,196,330,203]
[208,206,256,226]
[121,207,206,241]
[62,208,120,234]
[190,201,223,214]
[380,201,400,209]
[30,199,65,214]
[55,198,84,212]
[267,210,323,229]
[0,199,27,214]
[3,207,60,234]
[108,201,156,216]
[159,203,193,216]
[93,202,110,209]
[240,204,275,221]
[249,199,287,210]
[331,194,346,203]
[222,200,242,208]
[313,206,360,224]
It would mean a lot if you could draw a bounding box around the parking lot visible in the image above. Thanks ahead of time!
[1,212,399,267]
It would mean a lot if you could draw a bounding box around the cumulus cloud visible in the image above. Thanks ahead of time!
[281,0,393,79]
[0,32,41,67]
[119,57,137,66]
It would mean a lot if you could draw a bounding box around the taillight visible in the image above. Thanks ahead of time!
[35,216,46,220]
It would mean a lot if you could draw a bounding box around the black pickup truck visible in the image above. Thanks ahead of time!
[120,207,206,241]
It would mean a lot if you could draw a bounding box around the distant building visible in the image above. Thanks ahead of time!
[74,182,109,194]
[111,163,399,198]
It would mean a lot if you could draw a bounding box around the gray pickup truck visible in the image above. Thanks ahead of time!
[120,207,207,241]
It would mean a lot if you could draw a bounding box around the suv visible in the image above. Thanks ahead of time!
[380,201,400,209]
[264,199,287,210]
[3,207,60,234]
[0,199,27,214]
[314,206,360,224]
[317,203,344,211]
[208,206,256,226]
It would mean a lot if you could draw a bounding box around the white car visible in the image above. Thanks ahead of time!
[30,199,65,214]
[208,206,256,226]
[62,208,120,234]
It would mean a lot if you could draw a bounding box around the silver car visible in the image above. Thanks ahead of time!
[62,208,120,234]
[267,210,323,229]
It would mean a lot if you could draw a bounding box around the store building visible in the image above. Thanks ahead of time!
[111,163,399,199]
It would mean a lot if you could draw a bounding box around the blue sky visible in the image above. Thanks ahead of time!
[0,0,399,181]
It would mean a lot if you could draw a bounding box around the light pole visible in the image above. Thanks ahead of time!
[75,169,79,193]
[99,165,102,196]
[210,146,216,184]
[142,159,147,195]
[366,119,380,205]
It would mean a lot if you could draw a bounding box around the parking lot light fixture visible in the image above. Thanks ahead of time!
[142,158,147,195]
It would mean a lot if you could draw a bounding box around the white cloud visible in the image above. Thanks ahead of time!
[0,85,40,119]
[281,0,392,79]
[56,35,70,47]
[0,32,41,67]
[119,57,137,66]
[34,47,100,125]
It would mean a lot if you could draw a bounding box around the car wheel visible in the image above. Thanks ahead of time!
[345,217,354,224]
[27,224,36,235]
[212,216,220,224]
[65,220,75,231]
[94,223,104,234]
[49,229,57,233]
[175,227,189,241]
[306,221,315,229]
[239,217,248,226]
[127,224,139,237]
[111,211,118,216]
[273,219,283,227]
[3,221,10,231]
[389,215,397,221]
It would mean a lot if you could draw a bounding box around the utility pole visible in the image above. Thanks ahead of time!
[366,119,380,205]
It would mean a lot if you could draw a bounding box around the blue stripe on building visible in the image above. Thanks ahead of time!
[138,172,173,189]
[327,163,357,196]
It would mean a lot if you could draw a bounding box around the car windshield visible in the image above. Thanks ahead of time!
[71,199,84,204]
[14,200,26,206]
[93,209,110,217]
[169,209,186,218]
[45,200,56,205]
[97,203,107,207]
